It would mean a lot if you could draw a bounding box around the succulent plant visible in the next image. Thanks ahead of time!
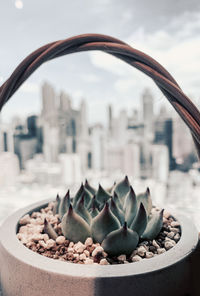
[50,176,164,256]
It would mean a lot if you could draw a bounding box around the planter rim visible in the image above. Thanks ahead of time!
[0,198,198,278]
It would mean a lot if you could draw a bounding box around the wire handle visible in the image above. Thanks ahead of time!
[0,33,200,158]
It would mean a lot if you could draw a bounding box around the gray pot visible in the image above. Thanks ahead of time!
[0,199,199,296]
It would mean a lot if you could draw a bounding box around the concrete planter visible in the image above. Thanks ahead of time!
[0,199,199,296]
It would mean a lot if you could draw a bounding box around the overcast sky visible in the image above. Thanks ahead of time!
[0,0,200,124]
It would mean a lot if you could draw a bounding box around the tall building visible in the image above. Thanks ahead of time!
[152,144,169,183]
[154,117,175,170]
[142,88,154,141]
[0,152,20,187]
[40,82,90,172]
[123,142,140,179]
[90,124,106,171]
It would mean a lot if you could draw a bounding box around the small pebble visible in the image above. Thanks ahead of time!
[174,233,180,242]
[99,259,109,265]
[56,236,66,245]
[73,254,80,260]
[167,232,175,239]
[79,253,87,261]
[74,242,86,253]
[171,221,180,227]
[164,210,171,219]
[85,237,93,246]
[84,258,94,264]
[117,254,126,262]
[131,255,142,262]
[19,214,31,225]
[152,240,160,249]
[170,227,179,233]
[84,250,90,257]
[92,246,104,257]
[46,239,56,249]
[164,240,176,250]
[137,246,146,257]
[157,248,166,254]
[145,252,154,258]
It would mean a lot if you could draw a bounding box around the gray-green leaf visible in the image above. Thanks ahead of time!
[61,204,91,243]
[141,209,164,240]
[102,222,139,256]
[91,202,120,243]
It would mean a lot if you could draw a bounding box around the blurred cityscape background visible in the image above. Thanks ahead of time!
[1,0,200,230]
[1,82,200,228]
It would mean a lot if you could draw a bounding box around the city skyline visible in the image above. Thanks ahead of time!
[1,1,200,125]
[0,82,197,191]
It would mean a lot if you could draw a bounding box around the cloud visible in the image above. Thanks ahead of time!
[20,82,39,93]
[89,12,200,102]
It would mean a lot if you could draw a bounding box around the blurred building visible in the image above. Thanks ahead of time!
[0,152,20,187]
[40,82,90,173]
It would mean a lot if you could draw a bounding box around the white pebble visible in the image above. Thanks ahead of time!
[157,248,166,254]
[84,258,94,264]
[32,234,44,242]
[117,254,126,262]
[73,254,80,260]
[167,232,175,239]
[84,250,90,257]
[137,246,146,257]
[152,240,160,249]
[74,242,86,253]
[164,210,171,219]
[131,255,142,262]
[39,240,47,248]
[99,259,109,265]
[56,236,66,245]
[46,239,56,249]
[92,246,104,257]
[67,247,74,253]
[145,252,154,258]
[43,234,49,242]
[79,253,87,261]
[170,227,179,233]
[85,237,93,246]
[19,214,31,225]
[171,221,180,227]
[164,240,176,250]
[174,233,180,241]
[102,251,108,258]
[69,242,74,248]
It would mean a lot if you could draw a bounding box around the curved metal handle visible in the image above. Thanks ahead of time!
[0,33,200,158]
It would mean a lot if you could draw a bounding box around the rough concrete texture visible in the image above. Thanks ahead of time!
[0,199,199,296]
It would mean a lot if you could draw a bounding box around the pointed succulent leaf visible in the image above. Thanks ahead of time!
[61,204,91,243]
[113,176,130,202]
[44,218,58,240]
[124,186,138,227]
[113,191,123,211]
[87,195,100,211]
[96,184,111,205]
[130,203,148,236]
[85,179,96,196]
[73,184,92,208]
[137,187,152,215]
[102,222,139,256]
[91,202,120,243]
[73,183,84,208]
[75,193,92,225]
[141,209,164,240]
[53,194,61,215]
[106,182,116,194]
[58,190,70,219]
[89,205,99,218]
[110,198,125,225]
